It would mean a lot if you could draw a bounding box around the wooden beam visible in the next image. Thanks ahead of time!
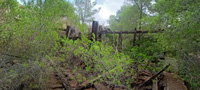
[99,30,161,34]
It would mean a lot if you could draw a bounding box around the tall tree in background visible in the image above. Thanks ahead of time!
[126,0,152,30]
[74,0,100,24]
[109,5,140,31]
[109,15,120,31]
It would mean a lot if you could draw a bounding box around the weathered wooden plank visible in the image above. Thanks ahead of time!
[152,78,158,90]
[99,30,161,34]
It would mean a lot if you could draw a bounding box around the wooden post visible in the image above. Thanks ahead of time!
[66,25,71,38]
[133,27,138,90]
[153,78,158,90]
[92,21,99,41]
[98,26,102,42]
[133,27,137,46]
[113,32,115,48]
[118,32,122,52]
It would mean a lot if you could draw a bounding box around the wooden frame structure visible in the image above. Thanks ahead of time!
[60,21,162,50]
[91,21,162,51]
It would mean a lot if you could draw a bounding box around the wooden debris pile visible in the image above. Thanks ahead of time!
[130,70,153,90]
[46,60,187,90]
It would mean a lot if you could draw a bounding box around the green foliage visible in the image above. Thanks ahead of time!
[109,0,200,89]
[60,31,139,87]
[0,0,78,89]
[1,0,199,89]
[108,4,141,31]
[147,0,200,89]
[74,0,100,24]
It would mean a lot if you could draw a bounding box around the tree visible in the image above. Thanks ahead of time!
[0,0,78,89]
[108,15,120,31]
[126,0,152,30]
[125,0,152,42]
[118,5,140,30]
[148,0,200,89]
[108,5,141,31]
[74,0,100,24]
[0,0,20,47]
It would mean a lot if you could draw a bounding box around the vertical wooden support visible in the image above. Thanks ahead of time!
[153,78,158,90]
[133,27,137,46]
[98,26,102,42]
[92,21,99,41]
[66,26,72,38]
[118,32,122,52]
[66,25,71,38]
[113,32,115,48]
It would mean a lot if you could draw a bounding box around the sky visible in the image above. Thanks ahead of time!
[17,0,125,25]
[93,0,125,25]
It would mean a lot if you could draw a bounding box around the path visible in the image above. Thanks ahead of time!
[163,72,187,90]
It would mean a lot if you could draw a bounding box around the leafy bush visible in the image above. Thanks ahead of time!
[0,0,77,89]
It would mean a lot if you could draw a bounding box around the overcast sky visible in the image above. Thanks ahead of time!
[17,0,125,25]
[68,0,124,25]
[93,0,125,24]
